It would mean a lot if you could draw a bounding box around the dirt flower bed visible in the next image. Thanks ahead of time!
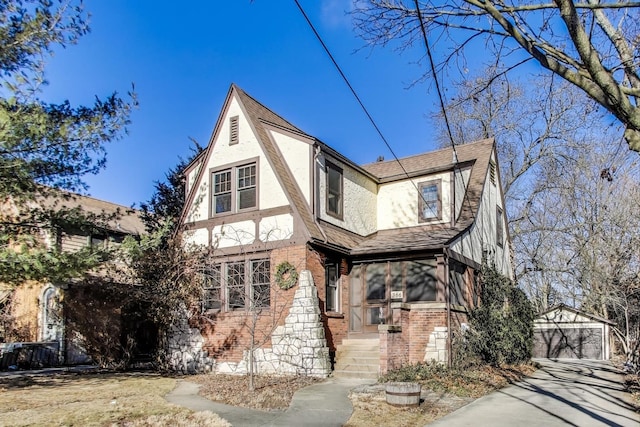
[345,363,537,427]
[190,374,321,410]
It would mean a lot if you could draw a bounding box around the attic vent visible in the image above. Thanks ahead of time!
[489,161,496,186]
[229,115,239,145]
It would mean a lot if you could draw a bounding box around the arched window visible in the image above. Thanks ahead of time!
[40,286,61,342]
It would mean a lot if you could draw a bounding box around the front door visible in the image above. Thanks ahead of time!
[349,264,388,334]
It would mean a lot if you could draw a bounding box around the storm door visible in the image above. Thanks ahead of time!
[349,265,363,333]
[363,263,388,332]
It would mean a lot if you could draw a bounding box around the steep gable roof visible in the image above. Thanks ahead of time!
[233,86,326,242]
[181,85,496,256]
[179,84,325,242]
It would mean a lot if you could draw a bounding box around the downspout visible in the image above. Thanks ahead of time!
[444,247,452,368]
[312,144,328,243]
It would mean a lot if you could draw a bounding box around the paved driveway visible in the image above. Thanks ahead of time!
[429,359,639,427]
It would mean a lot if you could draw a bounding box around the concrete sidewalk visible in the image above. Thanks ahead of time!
[166,377,374,427]
[429,359,639,427]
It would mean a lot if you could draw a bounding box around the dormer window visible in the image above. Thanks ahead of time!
[419,180,441,221]
[326,161,343,219]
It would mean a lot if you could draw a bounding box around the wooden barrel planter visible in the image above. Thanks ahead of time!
[385,382,421,407]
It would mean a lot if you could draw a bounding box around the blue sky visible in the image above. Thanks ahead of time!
[42,0,446,207]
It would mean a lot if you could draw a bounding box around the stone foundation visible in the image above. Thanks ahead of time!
[167,310,215,374]
[424,326,448,363]
[249,270,330,377]
[166,270,330,377]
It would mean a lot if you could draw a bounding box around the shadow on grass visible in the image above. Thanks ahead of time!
[0,371,164,390]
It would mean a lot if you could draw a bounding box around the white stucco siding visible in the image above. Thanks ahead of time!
[377,172,452,230]
[184,96,289,223]
[259,214,294,242]
[270,130,312,205]
[317,154,377,236]
[212,221,255,248]
[185,162,201,197]
[454,167,471,221]
[182,228,209,248]
[450,153,512,278]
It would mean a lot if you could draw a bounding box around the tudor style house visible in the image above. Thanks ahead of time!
[176,84,512,377]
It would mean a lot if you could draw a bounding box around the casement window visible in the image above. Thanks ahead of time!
[418,180,441,221]
[227,261,246,309]
[200,259,270,311]
[201,265,222,311]
[325,262,340,312]
[251,260,271,308]
[326,161,343,219]
[211,162,257,215]
[496,206,504,247]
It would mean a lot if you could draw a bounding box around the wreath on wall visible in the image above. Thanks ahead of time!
[275,261,298,290]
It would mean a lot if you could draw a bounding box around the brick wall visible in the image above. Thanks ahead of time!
[305,246,349,354]
[380,324,408,374]
[198,244,307,364]
[406,308,448,363]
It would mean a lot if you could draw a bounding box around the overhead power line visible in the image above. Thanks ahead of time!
[413,0,458,158]
[292,0,412,180]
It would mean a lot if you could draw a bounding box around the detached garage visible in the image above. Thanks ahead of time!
[533,304,614,360]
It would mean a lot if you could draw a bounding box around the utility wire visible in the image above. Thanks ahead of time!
[293,0,473,223]
[413,0,478,227]
[413,0,457,157]
[292,0,412,181]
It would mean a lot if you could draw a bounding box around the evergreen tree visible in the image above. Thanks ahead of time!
[0,0,135,285]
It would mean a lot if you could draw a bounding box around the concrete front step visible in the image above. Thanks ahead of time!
[334,363,379,373]
[334,350,380,359]
[333,338,380,379]
[337,339,380,351]
[334,355,379,365]
[333,370,379,379]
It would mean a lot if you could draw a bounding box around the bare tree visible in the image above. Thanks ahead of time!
[528,143,640,362]
[433,71,610,307]
[352,1,640,151]
[199,226,301,391]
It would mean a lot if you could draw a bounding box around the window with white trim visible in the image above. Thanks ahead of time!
[211,162,257,216]
[201,265,222,311]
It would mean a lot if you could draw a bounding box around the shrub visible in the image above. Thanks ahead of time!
[455,264,535,366]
